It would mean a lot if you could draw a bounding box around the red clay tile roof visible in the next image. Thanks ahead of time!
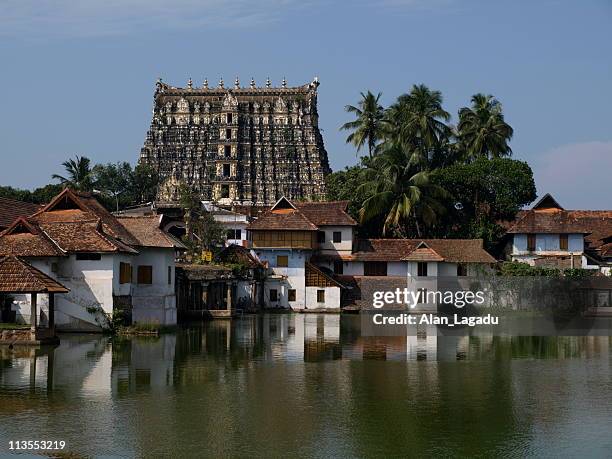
[0,197,41,230]
[117,216,180,248]
[0,256,69,293]
[39,221,137,254]
[506,209,612,235]
[31,189,140,247]
[294,201,357,226]
[0,218,65,257]
[247,207,318,231]
[247,197,356,231]
[312,238,495,263]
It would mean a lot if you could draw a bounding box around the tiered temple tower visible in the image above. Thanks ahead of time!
[139,76,331,206]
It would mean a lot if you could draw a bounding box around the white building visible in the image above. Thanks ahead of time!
[248,196,496,311]
[506,193,612,271]
[201,201,249,247]
[0,189,183,331]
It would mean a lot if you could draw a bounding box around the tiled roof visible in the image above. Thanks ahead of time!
[0,218,65,257]
[311,238,495,263]
[39,221,137,254]
[117,216,181,248]
[247,197,356,231]
[294,201,357,226]
[0,197,41,230]
[0,256,69,293]
[247,207,318,231]
[506,209,612,235]
[0,189,140,256]
[31,189,140,247]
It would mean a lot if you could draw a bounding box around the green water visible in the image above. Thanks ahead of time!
[1,314,612,458]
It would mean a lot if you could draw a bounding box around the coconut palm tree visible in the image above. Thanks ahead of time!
[340,91,385,158]
[384,84,452,168]
[52,156,94,191]
[358,144,448,237]
[458,93,513,160]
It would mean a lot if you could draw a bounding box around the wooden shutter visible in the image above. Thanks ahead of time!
[559,234,568,250]
[137,266,153,285]
[527,234,536,251]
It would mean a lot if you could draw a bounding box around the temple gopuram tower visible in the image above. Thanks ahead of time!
[139,76,331,206]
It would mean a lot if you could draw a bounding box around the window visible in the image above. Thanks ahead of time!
[76,253,101,261]
[137,266,153,285]
[417,262,428,277]
[288,289,296,302]
[527,234,536,251]
[224,145,231,157]
[226,113,233,124]
[168,266,172,285]
[222,163,231,177]
[276,255,288,267]
[221,184,230,198]
[333,231,342,243]
[119,262,132,284]
[333,260,344,275]
[560,234,568,251]
[457,263,468,277]
[317,290,325,303]
[317,231,325,243]
[226,128,232,139]
[364,261,387,276]
[418,288,427,304]
[269,289,278,302]
[227,229,242,240]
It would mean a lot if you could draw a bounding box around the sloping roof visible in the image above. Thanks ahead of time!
[247,196,356,231]
[311,238,495,263]
[117,216,182,248]
[247,207,318,231]
[0,197,41,230]
[39,221,137,254]
[0,256,69,293]
[0,218,65,257]
[294,201,357,226]
[0,189,140,256]
[31,188,140,247]
[305,262,344,288]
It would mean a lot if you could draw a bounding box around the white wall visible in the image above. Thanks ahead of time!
[513,233,584,254]
[131,247,177,326]
[317,226,354,254]
[305,286,341,309]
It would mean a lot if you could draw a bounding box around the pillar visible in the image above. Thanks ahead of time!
[30,293,37,332]
[226,283,232,311]
[48,293,55,333]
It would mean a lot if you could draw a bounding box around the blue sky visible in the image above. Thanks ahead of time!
[1,0,610,208]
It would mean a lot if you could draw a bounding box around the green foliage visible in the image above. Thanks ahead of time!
[92,162,133,212]
[325,163,370,219]
[178,184,226,261]
[431,157,537,248]
[499,262,595,278]
[340,91,386,157]
[0,184,63,204]
[52,155,94,191]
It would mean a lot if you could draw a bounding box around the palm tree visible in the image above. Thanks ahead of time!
[384,84,452,167]
[340,91,385,157]
[358,144,448,237]
[457,93,513,160]
[52,156,94,191]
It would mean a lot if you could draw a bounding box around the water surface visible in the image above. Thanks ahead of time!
[1,314,611,457]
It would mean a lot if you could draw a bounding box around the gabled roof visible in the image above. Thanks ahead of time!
[311,238,495,264]
[117,216,185,249]
[0,256,69,293]
[0,189,140,256]
[31,188,140,246]
[305,262,344,288]
[506,194,612,250]
[532,193,564,211]
[0,197,41,230]
[0,217,65,257]
[247,196,356,231]
[294,201,357,226]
